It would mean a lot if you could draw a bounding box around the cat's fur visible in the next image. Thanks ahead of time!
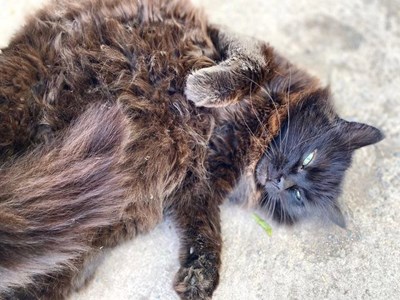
[0,0,383,299]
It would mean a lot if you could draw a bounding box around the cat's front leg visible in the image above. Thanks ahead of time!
[173,192,222,300]
[185,26,273,107]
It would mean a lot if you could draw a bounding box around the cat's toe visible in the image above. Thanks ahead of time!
[173,259,218,300]
[174,267,209,300]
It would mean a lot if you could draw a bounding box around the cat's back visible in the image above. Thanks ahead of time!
[0,0,216,157]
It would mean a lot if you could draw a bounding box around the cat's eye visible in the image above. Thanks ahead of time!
[294,189,302,201]
[302,150,316,167]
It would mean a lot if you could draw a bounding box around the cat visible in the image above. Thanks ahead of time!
[0,0,383,299]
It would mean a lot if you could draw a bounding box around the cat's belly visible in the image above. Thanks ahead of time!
[0,0,218,244]
[0,0,217,159]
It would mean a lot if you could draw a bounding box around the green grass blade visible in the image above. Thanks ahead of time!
[253,213,273,237]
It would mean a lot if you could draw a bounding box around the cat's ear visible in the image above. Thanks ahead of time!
[327,204,346,228]
[337,120,384,150]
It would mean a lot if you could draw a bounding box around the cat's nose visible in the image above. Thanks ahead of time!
[277,177,295,190]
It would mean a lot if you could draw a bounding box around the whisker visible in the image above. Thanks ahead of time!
[289,127,330,152]
[263,192,276,220]
[238,74,283,152]
[283,68,292,154]
[235,107,263,149]
[270,196,278,219]
[262,194,273,218]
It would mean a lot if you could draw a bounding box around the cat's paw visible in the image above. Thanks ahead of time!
[174,254,219,300]
[185,66,226,107]
[185,65,236,108]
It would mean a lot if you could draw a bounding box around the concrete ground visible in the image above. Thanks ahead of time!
[1,0,399,299]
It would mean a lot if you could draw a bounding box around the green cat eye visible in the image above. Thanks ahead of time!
[302,150,316,167]
[294,189,302,201]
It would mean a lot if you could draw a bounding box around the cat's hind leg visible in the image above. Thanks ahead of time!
[0,104,132,299]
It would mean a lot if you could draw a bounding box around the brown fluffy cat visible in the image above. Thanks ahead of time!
[0,0,383,299]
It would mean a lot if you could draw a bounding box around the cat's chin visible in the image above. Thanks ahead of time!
[256,188,306,226]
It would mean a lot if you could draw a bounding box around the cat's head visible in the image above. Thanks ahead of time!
[255,88,384,227]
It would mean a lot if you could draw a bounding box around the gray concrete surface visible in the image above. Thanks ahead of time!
[1,0,399,299]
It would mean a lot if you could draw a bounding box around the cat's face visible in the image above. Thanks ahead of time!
[255,90,384,227]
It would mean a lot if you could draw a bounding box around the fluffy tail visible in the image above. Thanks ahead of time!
[0,104,131,295]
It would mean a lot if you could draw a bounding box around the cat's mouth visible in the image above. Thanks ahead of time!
[255,174,282,200]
